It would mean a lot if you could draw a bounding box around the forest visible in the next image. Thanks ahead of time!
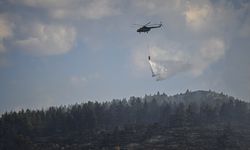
[1,90,250,150]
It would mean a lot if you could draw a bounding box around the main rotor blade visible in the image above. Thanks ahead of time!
[145,22,151,26]
[150,22,163,26]
[133,24,143,26]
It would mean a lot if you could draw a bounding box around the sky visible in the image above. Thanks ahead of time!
[0,0,250,113]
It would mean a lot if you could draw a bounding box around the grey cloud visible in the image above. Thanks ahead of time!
[0,0,122,57]
[9,0,121,20]
[202,38,250,101]
[1,0,250,86]
[239,14,250,38]
[133,0,185,15]
[0,1,78,57]
[50,0,121,20]
[0,14,13,67]
[10,0,72,8]
[0,56,9,67]
[132,0,249,81]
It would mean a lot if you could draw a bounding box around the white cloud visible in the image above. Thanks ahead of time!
[149,45,191,78]
[184,2,213,31]
[149,46,188,62]
[132,37,225,79]
[0,14,13,53]
[192,38,225,76]
[70,73,100,86]
[184,0,246,37]
[70,76,88,86]
[147,45,190,78]
[0,15,12,39]
[15,23,76,56]
[132,41,191,79]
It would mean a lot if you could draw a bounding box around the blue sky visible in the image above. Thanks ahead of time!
[0,0,250,113]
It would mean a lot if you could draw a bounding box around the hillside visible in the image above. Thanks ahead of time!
[1,90,250,150]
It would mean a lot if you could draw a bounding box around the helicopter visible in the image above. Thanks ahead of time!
[135,22,162,33]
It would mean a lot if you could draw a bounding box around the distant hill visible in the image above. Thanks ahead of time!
[145,90,240,106]
[1,90,250,150]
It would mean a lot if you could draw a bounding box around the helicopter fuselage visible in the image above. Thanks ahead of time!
[137,26,151,33]
[137,24,162,33]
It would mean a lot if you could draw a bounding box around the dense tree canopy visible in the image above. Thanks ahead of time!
[1,90,250,150]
